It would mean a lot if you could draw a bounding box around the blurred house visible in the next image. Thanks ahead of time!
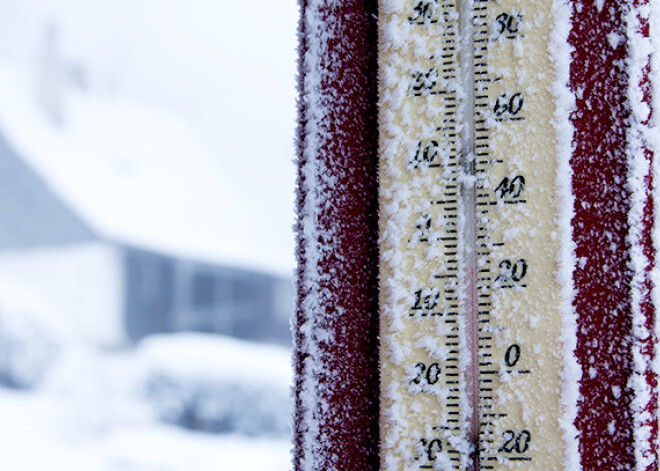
[0,61,292,347]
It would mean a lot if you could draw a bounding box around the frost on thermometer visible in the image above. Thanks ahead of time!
[379,0,573,468]
[294,1,658,471]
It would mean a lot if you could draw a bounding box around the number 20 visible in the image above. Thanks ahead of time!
[500,430,531,453]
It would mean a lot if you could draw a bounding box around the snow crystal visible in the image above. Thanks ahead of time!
[593,0,606,13]
[608,32,625,49]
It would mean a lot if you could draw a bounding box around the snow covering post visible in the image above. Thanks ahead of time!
[628,2,659,469]
[569,0,658,469]
[294,1,380,470]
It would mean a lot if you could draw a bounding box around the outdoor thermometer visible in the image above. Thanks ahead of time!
[379,0,565,468]
[294,1,657,471]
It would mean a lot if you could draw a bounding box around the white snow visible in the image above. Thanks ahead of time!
[0,277,59,389]
[627,4,659,470]
[0,243,124,346]
[651,2,660,467]
[0,332,292,471]
[551,1,582,469]
[0,388,291,471]
[296,2,332,468]
[136,334,292,388]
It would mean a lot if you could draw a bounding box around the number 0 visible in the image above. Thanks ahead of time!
[505,344,521,367]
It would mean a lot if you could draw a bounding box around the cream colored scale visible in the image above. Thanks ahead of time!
[378,1,565,470]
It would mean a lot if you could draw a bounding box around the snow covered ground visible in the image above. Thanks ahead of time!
[0,329,293,471]
[0,389,291,471]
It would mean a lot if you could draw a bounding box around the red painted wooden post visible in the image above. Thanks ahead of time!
[294,1,380,470]
[569,1,657,469]
[569,2,636,468]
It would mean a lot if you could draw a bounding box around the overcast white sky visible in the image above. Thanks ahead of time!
[0,0,299,273]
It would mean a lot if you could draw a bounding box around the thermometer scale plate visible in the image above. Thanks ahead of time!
[378,0,567,469]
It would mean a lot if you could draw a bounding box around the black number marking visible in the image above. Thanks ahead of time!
[410,140,439,168]
[420,438,443,461]
[410,213,432,243]
[501,431,516,453]
[505,344,521,367]
[412,363,425,384]
[494,259,528,287]
[500,430,531,453]
[408,0,440,24]
[412,362,441,385]
[495,175,526,200]
[411,288,440,311]
[494,93,524,121]
[410,68,441,96]
[495,13,522,38]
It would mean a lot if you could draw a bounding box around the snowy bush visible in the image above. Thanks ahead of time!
[0,276,60,389]
[0,312,59,389]
[136,334,292,437]
[144,373,290,435]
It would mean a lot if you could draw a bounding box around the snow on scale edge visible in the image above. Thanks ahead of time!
[651,0,660,467]
[628,2,660,470]
[552,1,582,470]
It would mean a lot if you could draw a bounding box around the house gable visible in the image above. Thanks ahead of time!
[0,132,95,249]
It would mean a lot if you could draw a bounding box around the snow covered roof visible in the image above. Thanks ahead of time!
[0,63,289,275]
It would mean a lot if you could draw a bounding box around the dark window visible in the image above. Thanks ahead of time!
[233,278,255,302]
[191,273,217,307]
[138,257,162,301]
